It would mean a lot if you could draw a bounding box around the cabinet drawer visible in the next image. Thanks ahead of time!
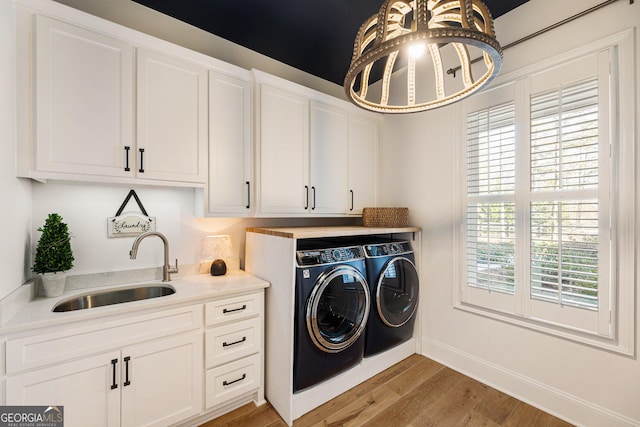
[205,317,261,368]
[205,354,260,409]
[6,305,202,374]
[205,292,261,326]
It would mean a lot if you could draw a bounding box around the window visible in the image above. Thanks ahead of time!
[529,79,601,312]
[466,103,516,297]
[456,32,635,354]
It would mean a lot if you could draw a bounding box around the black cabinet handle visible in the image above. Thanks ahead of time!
[110,359,118,390]
[304,186,309,210]
[138,148,145,173]
[223,336,247,347]
[123,356,131,387]
[223,373,246,386]
[223,304,247,314]
[350,190,354,211]
[124,146,131,172]
[311,186,316,210]
[246,181,251,209]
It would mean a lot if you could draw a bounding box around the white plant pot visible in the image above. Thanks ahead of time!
[41,272,67,297]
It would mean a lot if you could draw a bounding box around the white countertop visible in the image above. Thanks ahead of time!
[0,270,269,335]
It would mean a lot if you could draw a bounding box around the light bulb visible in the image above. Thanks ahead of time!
[408,43,426,58]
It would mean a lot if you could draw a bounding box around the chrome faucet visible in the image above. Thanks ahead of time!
[129,231,179,282]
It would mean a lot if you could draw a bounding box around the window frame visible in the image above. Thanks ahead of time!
[453,29,635,355]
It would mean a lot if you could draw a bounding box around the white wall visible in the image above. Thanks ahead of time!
[380,0,639,425]
[30,183,357,276]
[0,0,32,300]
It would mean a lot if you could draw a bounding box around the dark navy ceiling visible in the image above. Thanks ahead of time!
[132,0,529,86]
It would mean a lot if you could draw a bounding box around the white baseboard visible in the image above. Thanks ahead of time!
[422,338,638,427]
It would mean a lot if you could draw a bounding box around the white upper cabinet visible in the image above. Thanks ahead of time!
[254,71,379,217]
[136,48,208,184]
[256,83,310,215]
[310,101,349,214]
[348,115,379,214]
[33,15,134,178]
[206,70,252,215]
[19,12,208,186]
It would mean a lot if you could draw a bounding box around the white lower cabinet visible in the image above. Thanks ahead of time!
[120,333,203,427]
[4,306,203,427]
[205,354,260,409]
[5,332,202,427]
[204,291,264,411]
[6,351,122,427]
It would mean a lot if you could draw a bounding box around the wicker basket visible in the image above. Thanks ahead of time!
[362,207,409,227]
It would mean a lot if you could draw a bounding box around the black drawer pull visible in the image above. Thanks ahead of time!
[223,304,247,314]
[138,148,145,173]
[223,337,247,347]
[124,146,131,172]
[311,186,316,210]
[246,181,251,209]
[123,356,131,386]
[223,373,246,386]
[304,185,309,210]
[350,190,354,211]
[110,359,118,390]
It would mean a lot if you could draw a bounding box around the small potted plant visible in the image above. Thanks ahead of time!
[33,213,74,297]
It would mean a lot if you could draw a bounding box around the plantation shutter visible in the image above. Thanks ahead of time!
[529,79,600,311]
[461,49,613,337]
[462,82,518,314]
[526,50,612,336]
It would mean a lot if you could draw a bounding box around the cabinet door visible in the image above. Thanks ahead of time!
[5,351,121,427]
[137,49,207,183]
[348,115,379,214]
[310,102,349,214]
[34,15,133,177]
[208,71,252,215]
[120,332,203,427]
[257,84,309,214]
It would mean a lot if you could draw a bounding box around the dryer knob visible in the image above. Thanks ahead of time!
[390,243,399,254]
[332,249,342,261]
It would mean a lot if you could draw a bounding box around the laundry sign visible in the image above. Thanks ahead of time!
[107,190,156,238]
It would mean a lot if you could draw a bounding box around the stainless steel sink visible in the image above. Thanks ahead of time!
[52,284,176,312]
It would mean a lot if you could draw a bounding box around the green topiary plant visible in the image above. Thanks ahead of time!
[33,213,74,274]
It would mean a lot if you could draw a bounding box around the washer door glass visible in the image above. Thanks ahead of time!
[306,265,370,353]
[377,257,419,327]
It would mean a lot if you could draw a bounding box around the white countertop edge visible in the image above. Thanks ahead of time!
[0,270,270,335]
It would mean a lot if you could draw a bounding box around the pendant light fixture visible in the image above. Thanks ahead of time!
[344,0,502,113]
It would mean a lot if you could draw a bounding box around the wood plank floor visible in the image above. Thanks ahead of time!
[201,354,574,427]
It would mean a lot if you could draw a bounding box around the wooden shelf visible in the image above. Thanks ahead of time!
[246,226,421,240]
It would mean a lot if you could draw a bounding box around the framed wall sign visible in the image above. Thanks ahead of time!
[107,190,156,238]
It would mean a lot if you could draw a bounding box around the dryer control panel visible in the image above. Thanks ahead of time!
[364,241,413,257]
[296,246,365,266]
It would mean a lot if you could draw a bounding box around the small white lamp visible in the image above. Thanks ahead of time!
[202,235,233,276]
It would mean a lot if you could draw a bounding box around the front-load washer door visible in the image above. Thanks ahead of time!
[376,257,419,327]
[306,265,370,353]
